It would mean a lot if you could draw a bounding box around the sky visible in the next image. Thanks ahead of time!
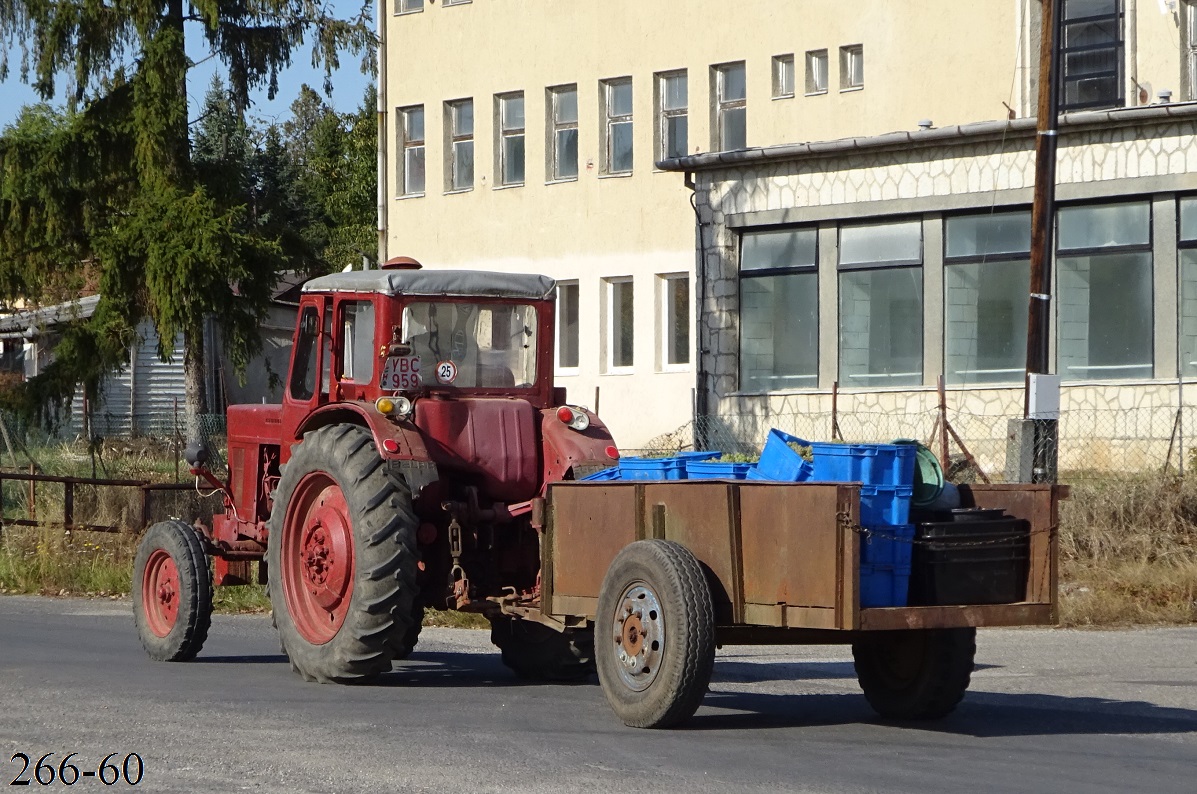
[0,0,375,131]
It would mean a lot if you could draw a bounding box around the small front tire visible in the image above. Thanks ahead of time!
[132,520,213,662]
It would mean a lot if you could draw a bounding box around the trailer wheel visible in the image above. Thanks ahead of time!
[490,617,596,681]
[852,627,976,720]
[595,540,715,728]
[268,424,419,683]
[132,520,213,662]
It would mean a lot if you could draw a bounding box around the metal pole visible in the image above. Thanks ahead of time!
[1024,0,1063,483]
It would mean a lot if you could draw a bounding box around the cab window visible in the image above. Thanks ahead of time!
[340,301,376,383]
[289,306,320,400]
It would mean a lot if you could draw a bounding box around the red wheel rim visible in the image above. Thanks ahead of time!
[281,473,355,645]
[142,548,181,638]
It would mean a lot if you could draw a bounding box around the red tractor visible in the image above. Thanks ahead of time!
[133,262,618,683]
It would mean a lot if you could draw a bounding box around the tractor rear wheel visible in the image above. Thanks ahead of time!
[490,617,595,681]
[852,627,976,720]
[595,540,715,728]
[132,520,213,662]
[268,424,419,683]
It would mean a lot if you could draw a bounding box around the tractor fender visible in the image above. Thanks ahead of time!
[540,407,618,487]
[295,402,432,462]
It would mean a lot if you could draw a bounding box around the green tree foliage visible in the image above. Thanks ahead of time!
[0,1,374,440]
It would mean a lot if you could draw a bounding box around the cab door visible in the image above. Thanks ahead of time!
[281,296,330,453]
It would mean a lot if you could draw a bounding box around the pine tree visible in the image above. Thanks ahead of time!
[0,1,374,442]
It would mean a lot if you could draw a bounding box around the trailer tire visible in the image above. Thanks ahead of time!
[132,520,213,662]
[268,424,419,683]
[490,617,596,681]
[852,627,976,720]
[595,540,715,728]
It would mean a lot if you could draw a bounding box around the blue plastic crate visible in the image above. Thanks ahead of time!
[859,485,914,526]
[677,451,721,462]
[751,429,814,482]
[860,523,915,567]
[686,460,754,480]
[809,442,870,482]
[862,444,917,486]
[860,563,912,608]
[579,466,621,481]
[618,456,687,480]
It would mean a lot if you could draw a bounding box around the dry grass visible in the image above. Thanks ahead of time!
[1057,474,1197,626]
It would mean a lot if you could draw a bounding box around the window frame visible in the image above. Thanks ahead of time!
[1188,2,1197,100]
[772,54,796,99]
[444,98,474,193]
[1059,0,1125,111]
[495,91,525,188]
[1178,196,1197,375]
[712,61,747,152]
[658,273,691,371]
[1055,199,1154,381]
[805,49,829,95]
[442,0,471,5]
[839,44,864,91]
[395,0,424,14]
[547,84,579,183]
[555,281,580,376]
[600,77,634,176]
[397,104,426,198]
[738,227,820,392]
[605,276,635,374]
[655,69,688,163]
[942,209,1034,385]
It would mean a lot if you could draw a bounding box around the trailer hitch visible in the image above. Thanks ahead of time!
[446,515,472,609]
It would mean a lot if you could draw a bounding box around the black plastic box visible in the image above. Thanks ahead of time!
[908,515,1030,606]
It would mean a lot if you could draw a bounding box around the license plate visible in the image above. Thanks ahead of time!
[380,355,422,390]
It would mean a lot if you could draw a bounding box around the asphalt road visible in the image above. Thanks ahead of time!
[1,596,1195,793]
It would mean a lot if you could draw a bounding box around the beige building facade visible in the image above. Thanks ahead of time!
[379,0,1197,447]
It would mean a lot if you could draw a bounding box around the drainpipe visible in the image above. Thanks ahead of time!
[685,171,710,447]
[376,0,388,268]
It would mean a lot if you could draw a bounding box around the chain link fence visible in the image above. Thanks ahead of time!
[632,405,1195,485]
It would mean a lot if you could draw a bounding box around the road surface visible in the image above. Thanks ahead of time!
[1,595,1195,793]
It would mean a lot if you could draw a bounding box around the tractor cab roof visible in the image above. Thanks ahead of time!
[301,269,556,300]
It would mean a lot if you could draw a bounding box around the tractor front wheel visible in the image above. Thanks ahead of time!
[132,520,213,662]
[268,424,419,683]
[490,617,596,681]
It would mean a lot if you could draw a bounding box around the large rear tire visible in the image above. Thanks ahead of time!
[490,617,596,681]
[132,520,213,662]
[595,540,715,728]
[852,627,976,720]
[268,424,419,683]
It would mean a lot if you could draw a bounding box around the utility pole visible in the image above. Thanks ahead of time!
[1021,0,1063,483]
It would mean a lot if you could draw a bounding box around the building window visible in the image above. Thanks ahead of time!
[712,62,746,151]
[944,211,1032,385]
[806,49,829,94]
[1180,198,1197,374]
[839,45,864,90]
[443,0,470,5]
[548,84,578,181]
[601,77,633,175]
[496,92,525,186]
[605,277,634,371]
[397,105,425,196]
[1059,0,1124,111]
[1056,201,1152,380]
[396,0,423,13]
[656,70,688,161]
[740,228,819,391]
[659,274,690,369]
[556,281,579,372]
[1186,2,1197,100]
[773,54,795,98]
[838,220,923,387]
[445,99,474,192]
